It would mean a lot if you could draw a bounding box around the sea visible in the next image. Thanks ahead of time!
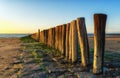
[88,33,120,37]
[0,33,119,38]
[0,34,29,38]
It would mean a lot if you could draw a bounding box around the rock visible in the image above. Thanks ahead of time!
[57,74,65,78]
[39,72,47,78]
[12,60,23,64]
[116,76,120,78]
[75,72,103,78]
[48,68,67,73]
[48,73,57,78]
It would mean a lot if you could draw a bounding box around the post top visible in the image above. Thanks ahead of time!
[94,13,107,16]
[77,17,85,20]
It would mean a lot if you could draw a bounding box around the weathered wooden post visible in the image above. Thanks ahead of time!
[52,27,55,48]
[55,27,57,49]
[71,20,78,63]
[38,29,40,42]
[50,28,53,47]
[65,23,70,60]
[76,18,90,68]
[58,25,62,52]
[44,30,48,45]
[93,14,107,74]
[41,31,43,43]
[44,30,46,44]
[48,28,52,47]
[69,23,72,62]
[55,26,59,50]
[61,24,66,57]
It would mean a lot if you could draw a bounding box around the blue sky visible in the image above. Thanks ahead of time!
[0,0,120,33]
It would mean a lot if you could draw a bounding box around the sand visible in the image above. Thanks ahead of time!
[0,37,119,78]
[0,38,22,78]
[88,37,120,53]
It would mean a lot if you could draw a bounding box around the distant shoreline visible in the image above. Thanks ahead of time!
[0,34,29,38]
[0,33,120,38]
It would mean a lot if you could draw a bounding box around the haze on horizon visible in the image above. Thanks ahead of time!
[0,0,120,34]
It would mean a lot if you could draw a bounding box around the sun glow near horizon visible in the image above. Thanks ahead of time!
[0,0,120,34]
[0,18,37,34]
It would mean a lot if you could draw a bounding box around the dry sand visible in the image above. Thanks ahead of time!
[0,38,22,78]
[88,37,120,53]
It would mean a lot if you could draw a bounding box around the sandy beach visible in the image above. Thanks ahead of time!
[0,38,22,78]
[89,37,120,53]
[0,37,120,78]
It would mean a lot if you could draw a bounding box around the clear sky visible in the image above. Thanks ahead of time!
[0,0,120,34]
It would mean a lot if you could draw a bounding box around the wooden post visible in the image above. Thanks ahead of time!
[54,27,57,49]
[43,30,46,44]
[61,24,66,57]
[58,26,62,52]
[65,23,70,60]
[48,28,52,47]
[55,26,59,50]
[93,14,107,74]
[41,31,43,43]
[71,20,78,63]
[40,31,42,43]
[44,30,48,45]
[76,18,90,67]
[38,29,40,42]
[69,23,72,62]
[55,27,57,49]
[52,27,55,48]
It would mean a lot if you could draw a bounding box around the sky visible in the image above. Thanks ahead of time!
[0,0,120,34]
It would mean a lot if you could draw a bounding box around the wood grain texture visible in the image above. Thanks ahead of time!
[71,20,78,63]
[61,24,66,57]
[76,18,90,67]
[93,14,107,74]
[66,23,70,60]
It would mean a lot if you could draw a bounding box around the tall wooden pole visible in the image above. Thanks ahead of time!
[76,18,90,68]
[52,27,55,48]
[69,23,72,62]
[66,23,70,60]
[45,30,48,45]
[93,14,107,74]
[55,26,59,50]
[58,26,62,52]
[61,24,66,57]
[38,29,40,42]
[71,20,78,63]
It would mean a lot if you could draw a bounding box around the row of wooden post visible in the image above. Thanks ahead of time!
[31,14,107,74]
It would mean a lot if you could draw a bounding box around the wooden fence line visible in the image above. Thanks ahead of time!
[30,14,107,74]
